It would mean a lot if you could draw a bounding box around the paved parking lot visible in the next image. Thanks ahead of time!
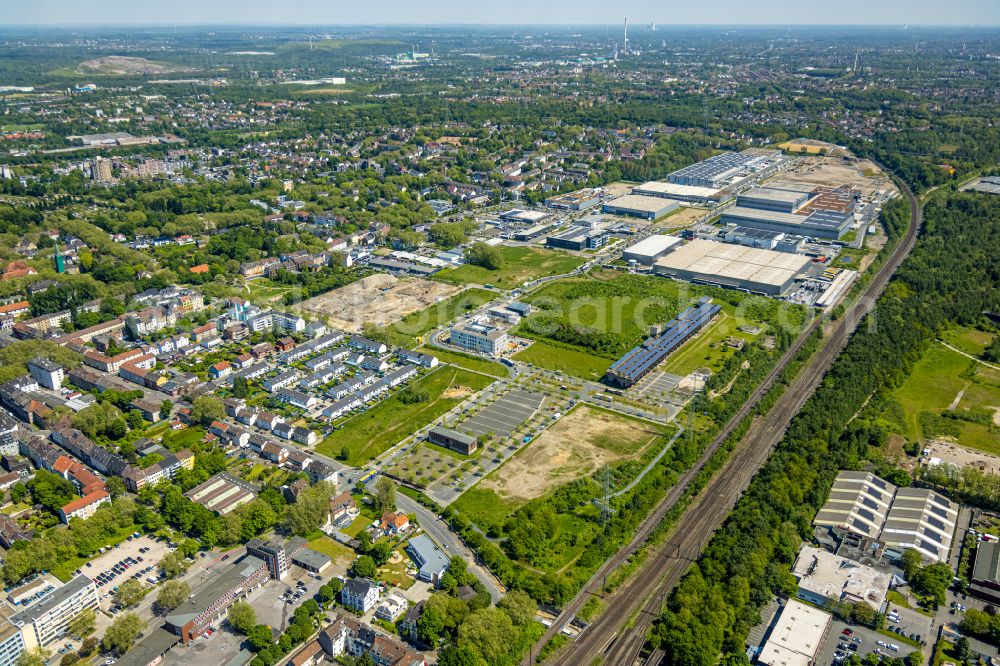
[817,620,918,666]
[79,535,175,608]
[460,389,544,437]
[884,603,933,645]
[249,568,326,633]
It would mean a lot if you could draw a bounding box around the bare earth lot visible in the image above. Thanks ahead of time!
[656,205,709,229]
[77,56,191,75]
[481,405,659,501]
[297,274,461,332]
[773,156,897,196]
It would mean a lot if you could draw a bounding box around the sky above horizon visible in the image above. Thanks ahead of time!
[6,0,1000,27]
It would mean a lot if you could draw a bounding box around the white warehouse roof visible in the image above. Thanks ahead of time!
[623,235,683,259]
[757,599,832,666]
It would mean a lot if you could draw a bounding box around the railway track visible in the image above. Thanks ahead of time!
[525,176,922,666]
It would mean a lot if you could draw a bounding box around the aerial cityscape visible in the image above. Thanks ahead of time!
[0,3,997,666]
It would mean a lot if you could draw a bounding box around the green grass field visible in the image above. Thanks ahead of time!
[378,287,496,347]
[426,348,508,377]
[658,312,759,376]
[306,535,356,566]
[243,278,298,304]
[886,332,1000,454]
[317,366,495,465]
[514,340,611,380]
[514,272,777,379]
[435,246,586,290]
[941,326,995,357]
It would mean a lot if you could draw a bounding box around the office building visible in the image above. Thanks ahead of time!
[449,321,508,356]
[246,535,307,580]
[10,575,99,651]
[427,427,478,455]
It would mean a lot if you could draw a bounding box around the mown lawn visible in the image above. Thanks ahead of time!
[306,535,356,566]
[513,340,611,380]
[435,246,585,290]
[317,366,495,465]
[426,348,508,377]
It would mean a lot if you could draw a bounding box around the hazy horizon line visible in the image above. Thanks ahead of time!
[1,22,998,29]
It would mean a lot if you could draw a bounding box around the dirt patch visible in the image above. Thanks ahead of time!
[925,439,1000,475]
[297,274,462,333]
[482,405,656,501]
[770,156,897,197]
[77,56,190,75]
[442,386,473,399]
[656,205,709,230]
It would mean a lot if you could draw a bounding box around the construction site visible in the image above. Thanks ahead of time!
[296,274,462,333]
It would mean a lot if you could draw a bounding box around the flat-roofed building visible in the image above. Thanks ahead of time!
[792,545,891,611]
[757,599,831,666]
[632,181,727,205]
[164,555,269,643]
[621,235,683,266]
[449,321,508,356]
[0,603,26,666]
[27,358,63,391]
[602,195,680,220]
[719,205,852,240]
[653,239,810,296]
[737,187,812,213]
[427,426,478,455]
[545,188,602,211]
[10,575,99,652]
[667,149,787,190]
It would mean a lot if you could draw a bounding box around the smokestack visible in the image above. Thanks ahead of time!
[624,18,629,55]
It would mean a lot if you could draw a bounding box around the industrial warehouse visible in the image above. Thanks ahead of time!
[604,297,721,388]
[667,149,788,189]
[621,235,683,266]
[602,194,680,220]
[812,470,959,563]
[720,184,859,239]
[652,239,812,296]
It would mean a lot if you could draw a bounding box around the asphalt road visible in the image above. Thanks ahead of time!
[396,491,505,601]
[525,176,923,666]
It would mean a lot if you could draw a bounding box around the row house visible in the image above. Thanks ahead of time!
[124,306,177,338]
[304,348,350,371]
[121,450,196,492]
[83,348,144,373]
[276,388,317,410]
[299,364,345,390]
